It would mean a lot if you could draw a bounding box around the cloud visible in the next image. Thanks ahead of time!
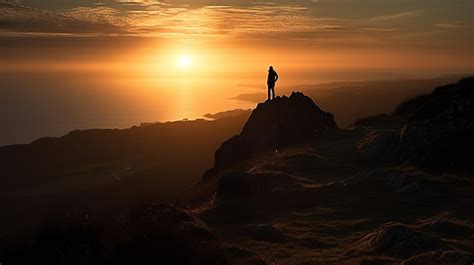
[113,0,167,7]
[118,3,402,42]
[367,11,422,22]
[436,22,472,28]
[0,1,447,48]
[0,3,125,36]
[115,0,160,2]
[0,0,21,3]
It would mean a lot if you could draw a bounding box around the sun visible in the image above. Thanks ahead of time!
[178,55,192,68]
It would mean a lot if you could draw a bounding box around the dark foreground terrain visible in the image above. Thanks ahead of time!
[189,77,474,264]
[0,109,251,237]
[1,78,473,264]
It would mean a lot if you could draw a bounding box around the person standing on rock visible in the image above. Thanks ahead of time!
[267,66,279,100]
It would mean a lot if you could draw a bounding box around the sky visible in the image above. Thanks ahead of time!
[1,0,473,80]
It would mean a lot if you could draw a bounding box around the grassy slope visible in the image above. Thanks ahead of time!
[198,116,474,264]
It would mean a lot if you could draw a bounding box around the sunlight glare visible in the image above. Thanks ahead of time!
[178,55,192,68]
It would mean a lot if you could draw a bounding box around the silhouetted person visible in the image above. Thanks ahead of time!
[267,66,279,100]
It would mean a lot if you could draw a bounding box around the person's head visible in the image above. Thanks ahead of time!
[269,66,273,71]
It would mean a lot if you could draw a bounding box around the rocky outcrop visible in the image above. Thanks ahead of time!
[355,77,474,173]
[214,92,337,169]
[216,171,303,202]
[357,223,444,258]
[240,224,286,242]
[421,220,474,237]
[396,77,474,172]
[357,129,400,161]
[401,250,474,265]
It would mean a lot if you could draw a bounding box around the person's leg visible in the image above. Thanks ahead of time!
[268,84,275,100]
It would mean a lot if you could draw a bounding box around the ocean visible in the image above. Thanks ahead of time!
[0,74,260,146]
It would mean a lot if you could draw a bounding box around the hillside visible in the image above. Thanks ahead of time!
[0,109,251,236]
[187,77,474,264]
[232,77,463,127]
[1,78,473,264]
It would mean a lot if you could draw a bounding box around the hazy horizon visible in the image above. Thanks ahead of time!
[1,0,473,145]
[2,73,471,146]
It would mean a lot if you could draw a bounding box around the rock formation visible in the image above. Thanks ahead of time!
[214,92,337,169]
[397,77,474,172]
[357,77,474,174]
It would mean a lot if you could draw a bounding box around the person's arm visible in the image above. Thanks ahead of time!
[275,72,279,82]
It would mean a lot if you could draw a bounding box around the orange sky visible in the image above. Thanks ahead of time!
[1,0,473,82]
